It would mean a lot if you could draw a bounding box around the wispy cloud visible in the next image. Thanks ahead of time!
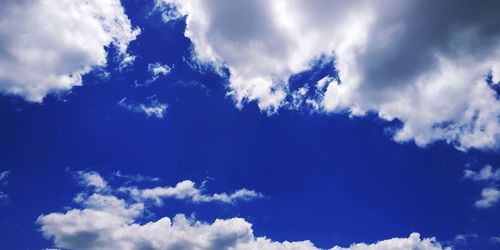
[147,62,171,83]
[119,180,264,206]
[118,96,168,119]
[0,170,11,203]
[491,236,500,244]
[112,171,160,184]
[118,54,136,71]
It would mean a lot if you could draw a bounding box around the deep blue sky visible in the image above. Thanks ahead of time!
[1,1,500,249]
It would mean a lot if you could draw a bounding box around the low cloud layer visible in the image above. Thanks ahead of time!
[38,171,448,250]
[158,0,500,150]
[0,0,139,102]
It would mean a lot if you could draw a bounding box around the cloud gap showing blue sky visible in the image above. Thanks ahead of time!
[0,0,500,249]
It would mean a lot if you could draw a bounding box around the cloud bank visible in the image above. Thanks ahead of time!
[38,171,448,250]
[157,0,500,150]
[0,0,139,102]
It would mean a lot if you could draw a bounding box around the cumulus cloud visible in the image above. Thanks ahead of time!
[118,96,168,118]
[156,0,500,150]
[0,0,140,102]
[38,171,448,250]
[119,180,264,206]
[474,187,500,209]
[0,170,9,184]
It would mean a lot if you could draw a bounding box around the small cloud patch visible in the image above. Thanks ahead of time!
[118,96,168,119]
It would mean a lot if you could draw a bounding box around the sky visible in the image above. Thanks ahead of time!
[0,0,500,249]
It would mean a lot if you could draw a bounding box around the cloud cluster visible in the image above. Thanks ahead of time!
[157,0,500,150]
[464,165,500,208]
[118,96,168,119]
[0,0,140,102]
[37,171,448,250]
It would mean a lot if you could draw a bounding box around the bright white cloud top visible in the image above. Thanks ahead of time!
[37,171,449,250]
[0,0,139,102]
[158,0,500,150]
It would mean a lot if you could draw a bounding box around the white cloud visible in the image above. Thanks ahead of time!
[76,171,108,191]
[331,233,448,250]
[474,187,500,209]
[118,96,168,119]
[157,0,500,150]
[0,0,140,102]
[120,180,264,206]
[119,54,137,71]
[37,171,449,250]
[464,165,500,208]
[154,2,183,23]
[464,165,500,182]
[147,62,172,83]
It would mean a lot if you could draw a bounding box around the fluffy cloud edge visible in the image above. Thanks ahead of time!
[37,171,449,250]
[155,0,500,151]
[0,0,140,102]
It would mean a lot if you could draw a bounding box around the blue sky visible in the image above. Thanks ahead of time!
[1,0,500,249]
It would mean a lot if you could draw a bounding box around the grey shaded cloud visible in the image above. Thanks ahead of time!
[158,0,500,150]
